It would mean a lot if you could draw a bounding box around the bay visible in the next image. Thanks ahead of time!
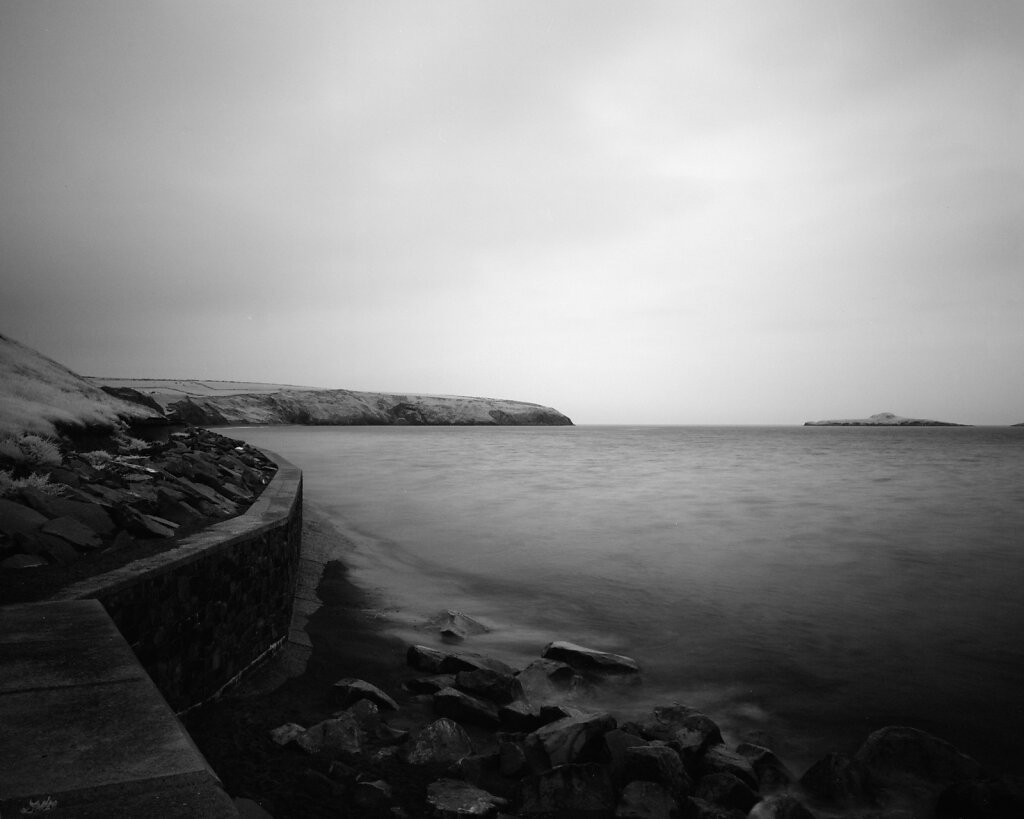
[225,424,1024,773]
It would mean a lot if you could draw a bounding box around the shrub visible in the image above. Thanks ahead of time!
[0,433,63,467]
[0,469,65,498]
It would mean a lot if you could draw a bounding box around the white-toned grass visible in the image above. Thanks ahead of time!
[0,334,160,437]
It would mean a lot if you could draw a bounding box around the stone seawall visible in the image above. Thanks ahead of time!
[50,450,303,713]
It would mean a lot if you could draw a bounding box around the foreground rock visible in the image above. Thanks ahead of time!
[804,411,968,426]
[257,639,1021,819]
[542,641,640,675]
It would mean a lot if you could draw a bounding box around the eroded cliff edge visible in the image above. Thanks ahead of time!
[167,388,573,427]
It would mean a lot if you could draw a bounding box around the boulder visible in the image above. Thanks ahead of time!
[352,779,394,812]
[295,713,364,758]
[456,667,524,705]
[542,640,640,674]
[268,722,306,746]
[0,553,48,569]
[426,777,506,818]
[798,751,870,806]
[526,710,617,769]
[19,490,117,534]
[747,794,818,818]
[404,718,475,767]
[424,609,489,643]
[343,698,381,730]
[624,745,692,800]
[735,743,795,793]
[516,763,617,817]
[500,701,548,732]
[433,686,501,729]
[694,773,758,813]
[854,726,982,790]
[407,644,515,676]
[602,729,649,785]
[635,706,723,759]
[679,796,744,818]
[333,677,399,711]
[499,740,529,778]
[406,674,458,695]
[40,515,103,549]
[616,780,681,819]
[516,658,583,703]
[699,746,759,792]
[0,499,48,537]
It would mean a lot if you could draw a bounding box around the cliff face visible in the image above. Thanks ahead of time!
[804,411,968,427]
[167,388,573,427]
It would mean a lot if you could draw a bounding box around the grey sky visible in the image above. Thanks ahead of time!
[1,1,1020,424]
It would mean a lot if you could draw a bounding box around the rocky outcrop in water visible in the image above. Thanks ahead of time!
[804,411,968,426]
[167,388,573,427]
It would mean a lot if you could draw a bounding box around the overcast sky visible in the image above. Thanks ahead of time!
[1,1,1021,424]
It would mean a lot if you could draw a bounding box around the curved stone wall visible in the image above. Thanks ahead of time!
[51,450,303,713]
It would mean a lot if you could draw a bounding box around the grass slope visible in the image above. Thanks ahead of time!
[0,334,161,437]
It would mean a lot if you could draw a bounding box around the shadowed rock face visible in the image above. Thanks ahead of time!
[804,411,968,426]
[166,389,573,427]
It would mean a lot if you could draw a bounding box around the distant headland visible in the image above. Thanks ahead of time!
[804,411,969,427]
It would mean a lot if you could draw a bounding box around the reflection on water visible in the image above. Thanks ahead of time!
[227,424,1024,773]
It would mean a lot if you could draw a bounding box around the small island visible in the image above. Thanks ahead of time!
[804,411,969,427]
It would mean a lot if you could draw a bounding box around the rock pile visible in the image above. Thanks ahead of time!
[267,639,1023,818]
[0,427,277,601]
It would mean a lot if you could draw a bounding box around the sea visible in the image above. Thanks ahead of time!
[223,424,1024,774]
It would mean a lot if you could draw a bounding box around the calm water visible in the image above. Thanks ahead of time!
[226,424,1024,773]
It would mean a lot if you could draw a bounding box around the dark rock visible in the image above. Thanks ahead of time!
[40,515,103,549]
[798,751,870,806]
[406,674,458,695]
[936,774,1024,818]
[679,796,744,818]
[343,699,382,730]
[441,650,516,676]
[636,706,723,759]
[626,745,693,800]
[747,793,818,818]
[500,701,548,732]
[499,740,529,778]
[333,677,399,711]
[352,779,393,812]
[424,609,489,643]
[0,498,48,537]
[735,743,795,793]
[516,658,583,703]
[616,780,681,819]
[542,640,640,674]
[516,763,617,817]
[699,746,759,792]
[19,490,117,534]
[854,726,982,789]
[0,553,48,569]
[456,668,524,705]
[38,536,82,565]
[602,729,649,786]
[408,644,450,673]
[426,778,505,818]
[268,722,306,746]
[526,710,617,769]
[434,686,501,729]
[694,773,757,813]
[295,713,365,758]
[404,718,475,767]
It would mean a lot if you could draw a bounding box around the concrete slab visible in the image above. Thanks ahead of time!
[0,600,237,817]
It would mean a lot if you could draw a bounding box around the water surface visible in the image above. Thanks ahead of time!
[227,424,1024,772]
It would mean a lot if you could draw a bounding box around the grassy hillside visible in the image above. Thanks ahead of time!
[0,334,162,437]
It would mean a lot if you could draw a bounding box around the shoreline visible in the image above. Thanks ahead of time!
[184,505,1023,818]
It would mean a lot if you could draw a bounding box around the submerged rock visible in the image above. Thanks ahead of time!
[854,725,982,789]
